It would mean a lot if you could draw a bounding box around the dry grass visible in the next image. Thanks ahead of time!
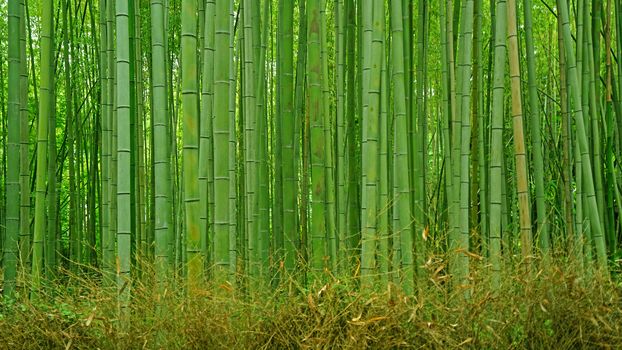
[1,256,622,349]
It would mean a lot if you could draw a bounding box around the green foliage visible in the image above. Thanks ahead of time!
[0,256,621,349]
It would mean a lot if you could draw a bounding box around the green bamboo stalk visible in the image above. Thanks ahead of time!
[18,0,30,270]
[135,1,147,264]
[294,0,308,276]
[440,0,454,248]
[164,0,178,270]
[0,43,4,264]
[489,0,507,288]
[273,0,285,277]
[361,0,384,288]
[447,0,460,259]
[4,0,20,297]
[256,0,270,279]
[63,0,79,271]
[344,0,359,272]
[279,0,297,272]
[46,64,57,278]
[151,0,172,287]
[213,0,232,281]
[308,0,327,275]
[198,0,205,75]
[413,0,427,280]
[242,0,258,277]
[335,0,346,272]
[456,0,474,287]
[523,0,549,252]
[616,0,622,158]
[32,0,53,291]
[604,0,618,255]
[116,0,133,317]
[237,1,247,278]
[556,1,575,257]
[390,0,414,294]
[471,0,483,247]
[0,47,5,264]
[585,1,605,242]
[580,7,594,265]
[507,0,533,260]
[320,0,336,272]
[403,1,412,160]
[378,40,389,285]
[227,1,237,278]
[181,0,203,288]
[127,0,137,268]
[105,0,116,280]
[199,0,215,270]
[591,0,605,229]
[360,0,371,247]
[100,0,110,276]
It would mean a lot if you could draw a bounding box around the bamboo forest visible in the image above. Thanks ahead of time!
[1,0,622,348]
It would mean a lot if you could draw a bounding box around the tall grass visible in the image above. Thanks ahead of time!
[1,253,621,349]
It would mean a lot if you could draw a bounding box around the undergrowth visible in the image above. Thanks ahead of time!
[1,255,621,349]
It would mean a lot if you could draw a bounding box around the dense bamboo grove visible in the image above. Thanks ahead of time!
[0,0,621,311]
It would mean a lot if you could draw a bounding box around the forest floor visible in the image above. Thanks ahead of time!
[1,255,622,349]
